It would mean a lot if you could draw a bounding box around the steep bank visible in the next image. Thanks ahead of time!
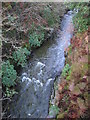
[55,29,89,119]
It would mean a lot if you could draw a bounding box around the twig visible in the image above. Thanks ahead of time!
[0,97,11,101]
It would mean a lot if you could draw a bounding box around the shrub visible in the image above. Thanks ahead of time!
[13,47,30,67]
[2,60,17,87]
[29,32,44,47]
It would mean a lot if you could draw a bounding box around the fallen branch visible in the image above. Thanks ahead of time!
[0,97,11,101]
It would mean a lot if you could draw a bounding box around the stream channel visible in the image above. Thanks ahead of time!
[8,11,74,118]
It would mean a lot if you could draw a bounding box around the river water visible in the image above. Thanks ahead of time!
[8,11,74,118]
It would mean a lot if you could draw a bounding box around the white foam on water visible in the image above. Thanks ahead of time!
[36,62,45,70]
[35,80,43,87]
[22,76,32,83]
[32,77,43,87]
[22,76,27,82]
[38,69,43,76]
[27,78,32,82]
[28,113,31,116]
[22,72,27,77]
[46,78,53,87]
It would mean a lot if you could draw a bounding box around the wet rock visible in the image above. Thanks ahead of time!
[68,11,73,15]
[64,51,68,57]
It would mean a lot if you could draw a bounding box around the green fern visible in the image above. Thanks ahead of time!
[2,60,17,87]
[13,47,30,67]
[29,32,44,47]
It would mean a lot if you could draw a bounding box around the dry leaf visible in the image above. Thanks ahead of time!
[57,112,65,118]
[72,85,81,95]
[69,82,74,91]
[77,82,86,90]
[58,85,63,92]
[77,98,86,111]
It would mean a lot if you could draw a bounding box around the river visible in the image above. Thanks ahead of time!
[7,11,74,118]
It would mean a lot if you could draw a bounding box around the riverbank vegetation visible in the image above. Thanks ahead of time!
[54,2,89,119]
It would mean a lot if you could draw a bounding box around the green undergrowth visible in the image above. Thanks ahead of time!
[61,64,71,79]
[13,47,30,67]
[2,61,18,98]
[29,31,44,48]
[2,47,30,97]
[43,6,60,27]
[2,60,17,87]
